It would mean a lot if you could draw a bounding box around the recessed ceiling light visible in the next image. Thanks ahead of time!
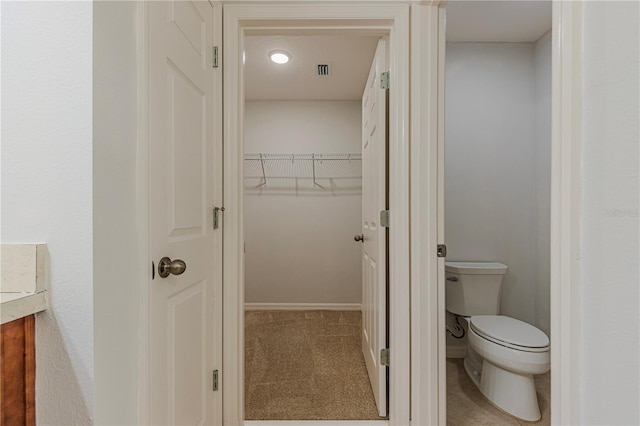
[269,50,291,65]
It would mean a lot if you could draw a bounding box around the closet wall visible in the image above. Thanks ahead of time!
[244,100,363,307]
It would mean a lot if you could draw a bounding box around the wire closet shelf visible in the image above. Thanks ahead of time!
[244,152,362,187]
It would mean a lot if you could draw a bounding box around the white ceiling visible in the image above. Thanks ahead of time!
[244,35,379,101]
[446,1,552,43]
[244,2,552,101]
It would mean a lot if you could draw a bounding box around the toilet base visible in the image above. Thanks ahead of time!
[468,359,541,422]
[463,356,482,388]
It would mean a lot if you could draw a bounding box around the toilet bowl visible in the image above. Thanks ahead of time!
[445,262,550,422]
[465,315,550,421]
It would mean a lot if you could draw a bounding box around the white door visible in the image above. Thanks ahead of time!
[360,39,388,418]
[148,1,222,424]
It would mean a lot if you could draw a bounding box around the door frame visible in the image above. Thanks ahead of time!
[222,3,413,425]
[550,1,583,423]
[409,4,447,425]
[428,1,582,424]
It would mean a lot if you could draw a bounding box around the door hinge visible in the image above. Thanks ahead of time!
[380,210,390,228]
[212,46,219,68]
[213,206,225,229]
[380,348,390,366]
[212,369,219,391]
[437,244,447,258]
[380,71,390,90]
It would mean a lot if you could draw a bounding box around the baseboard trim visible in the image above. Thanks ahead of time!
[245,421,387,426]
[244,303,362,311]
[446,345,467,359]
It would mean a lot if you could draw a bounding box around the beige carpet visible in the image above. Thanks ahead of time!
[447,358,551,425]
[244,310,383,420]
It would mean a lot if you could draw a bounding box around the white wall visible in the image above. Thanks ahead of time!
[445,40,552,349]
[534,31,552,337]
[579,1,639,424]
[244,101,362,305]
[1,2,94,423]
[93,2,139,424]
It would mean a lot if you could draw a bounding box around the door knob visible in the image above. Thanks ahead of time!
[158,257,187,278]
[354,234,364,242]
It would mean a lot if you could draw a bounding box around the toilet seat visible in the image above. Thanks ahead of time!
[470,315,550,353]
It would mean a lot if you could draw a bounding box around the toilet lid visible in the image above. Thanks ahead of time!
[470,315,550,351]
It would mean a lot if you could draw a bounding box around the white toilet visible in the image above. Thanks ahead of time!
[445,261,550,422]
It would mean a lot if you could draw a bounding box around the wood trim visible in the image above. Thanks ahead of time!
[436,7,447,425]
[244,303,362,311]
[386,8,411,426]
[211,5,225,426]
[409,3,446,425]
[1,315,36,426]
[222,7,245,423]
[24,315,36,426]
[136,2,151,424]
[550,1,582,424]
[246,422,388,426]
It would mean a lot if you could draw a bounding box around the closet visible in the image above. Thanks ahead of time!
[242,34,387,421]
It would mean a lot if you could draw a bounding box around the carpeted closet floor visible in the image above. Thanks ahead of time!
[244,310,383,420]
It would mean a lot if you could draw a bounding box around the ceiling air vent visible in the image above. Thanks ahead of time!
[316,63,331,77]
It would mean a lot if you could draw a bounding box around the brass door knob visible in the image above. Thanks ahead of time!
[158,257,187,278]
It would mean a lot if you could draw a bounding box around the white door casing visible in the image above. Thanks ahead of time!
[409,3,447,425]
[223,4,411,425]
[361,39,389,418]
[147,1,222,424]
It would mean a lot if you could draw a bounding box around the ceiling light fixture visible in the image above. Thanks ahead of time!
[269,50,291,65]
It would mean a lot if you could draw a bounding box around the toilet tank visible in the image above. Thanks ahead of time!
[445,262,508,316]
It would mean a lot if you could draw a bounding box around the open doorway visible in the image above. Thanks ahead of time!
[222,6,413,424]
[442,2,552,424]
[242,34,389,421]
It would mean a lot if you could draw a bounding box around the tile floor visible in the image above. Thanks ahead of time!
[447,358,551,425]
